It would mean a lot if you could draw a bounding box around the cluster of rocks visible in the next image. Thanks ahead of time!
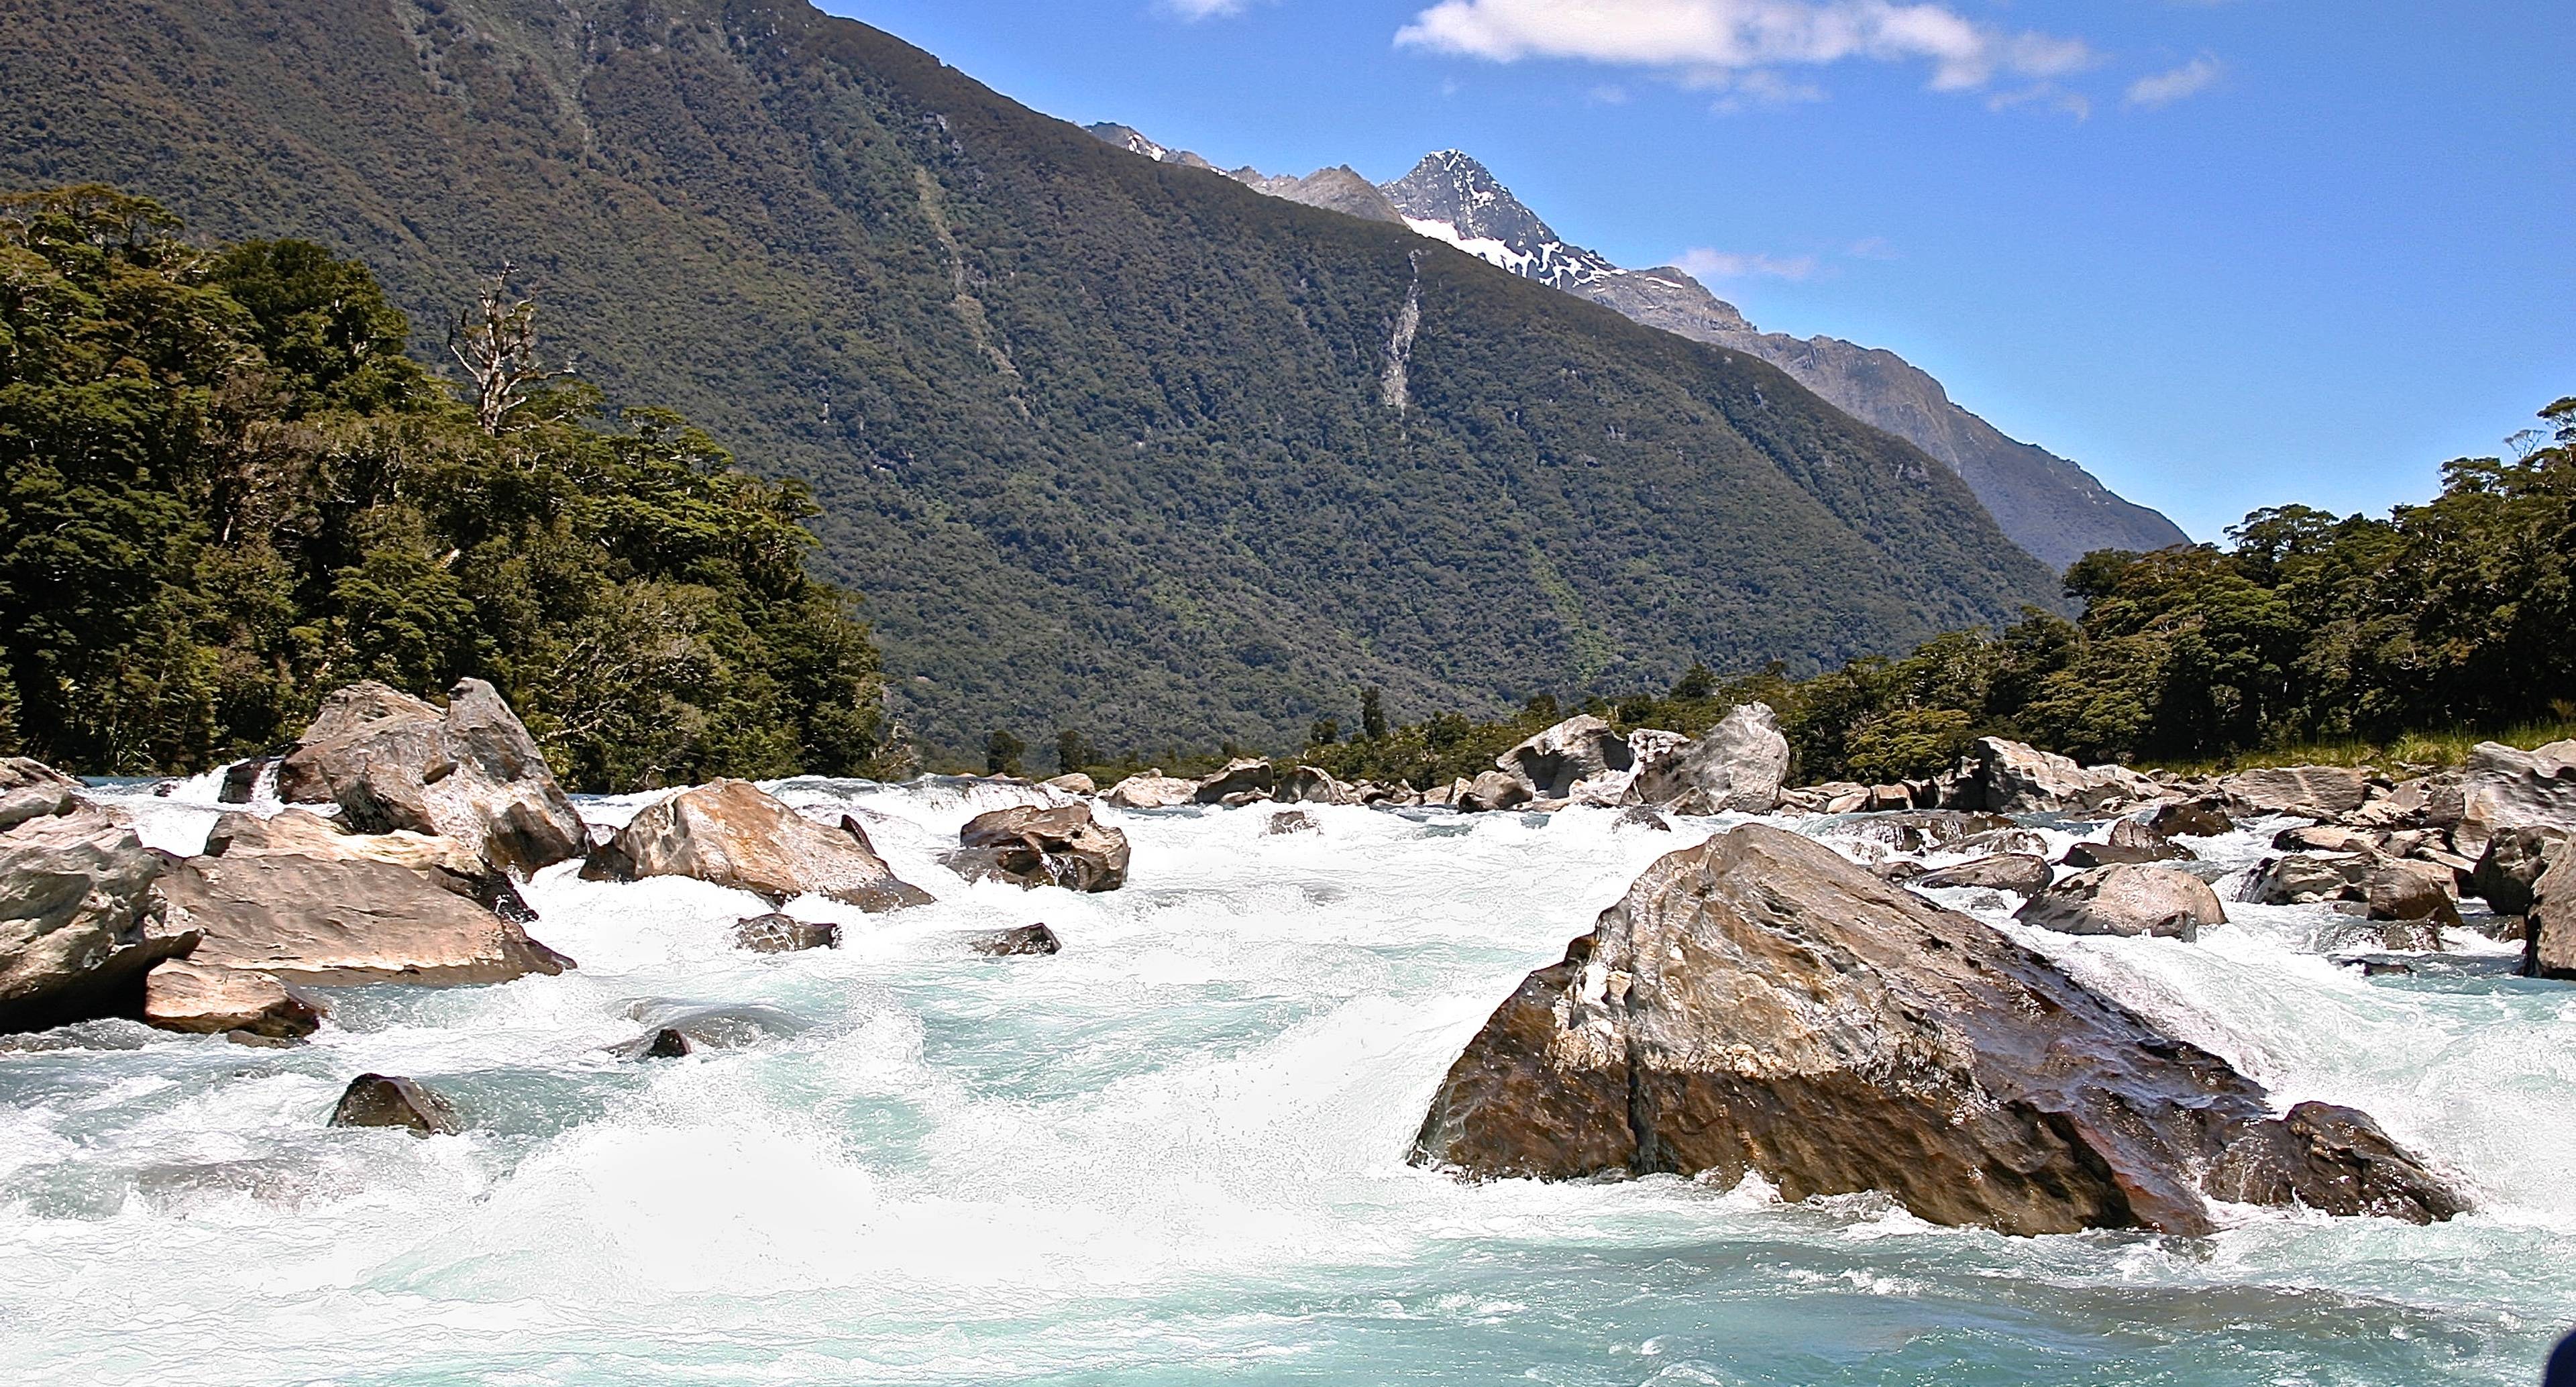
[1413,824,2468,1235]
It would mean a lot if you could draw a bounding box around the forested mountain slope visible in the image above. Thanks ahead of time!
[0,0,2060,758]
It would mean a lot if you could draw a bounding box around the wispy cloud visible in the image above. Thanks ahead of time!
[2126,54,2224,109]
[1676,246,1820,281]
[1395,0,2096,93]
[1163,0,1254,19]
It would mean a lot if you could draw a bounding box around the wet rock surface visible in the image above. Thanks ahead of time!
[731,913,841,954]
[2017,865,2228,941]
[140,960,323,1040]
[329,1074,464,1136]
[945,805,1130,892]
[1411,825,2461,1235]
[1,794,199,1034]
[970,924,1062,956]
[1497,716,1633,801]
[585,779,934,911]
[1913,853,2055,896]
[278,679,586,875]
[2472,827,2568,917]
[160,852,572,987]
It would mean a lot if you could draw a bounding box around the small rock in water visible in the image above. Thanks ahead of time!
[141,960,323,1040]
[329,1074,463,1136]
[640,1028,692,1058]
[1615,807,1673,832]
[971,924,1061,956]
[732,913,841,954]
[1265,811,1319,836]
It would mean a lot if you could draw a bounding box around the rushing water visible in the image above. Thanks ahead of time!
[5,777,2572,1385]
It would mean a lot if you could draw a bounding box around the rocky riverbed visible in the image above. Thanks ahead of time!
[1,697,2573,1383]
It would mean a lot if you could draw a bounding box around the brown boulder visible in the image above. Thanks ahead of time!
[1411,826,2459,1235]
[330,1074,464,1136]
[584,780,934,911]
[2471,827,2568,917]
[1193,759,1277,806]
[141,960,323,1040]
[1457,771,1534,814]
[1,797,201,1034]
[205,809,534,922]
[1914,854,2055,896]
[1497,716,1633,801]
[2063,820,2194,869]
[160,853,572,987]
[2457,740,2576,857]
[277,679,585,875]
[2016,865,2227,942]
[1952,738,2157,816]
[1101,771,1199,810]
[2148,797,2237,838]
[2530,844,2576,980]
[946,805,1130,892]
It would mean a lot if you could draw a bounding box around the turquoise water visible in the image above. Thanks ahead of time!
[3,778,2569,1384]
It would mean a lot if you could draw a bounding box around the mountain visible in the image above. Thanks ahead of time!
[0,0,2060,760]
[1089,123,1407,226]
[1140,142,2189,574]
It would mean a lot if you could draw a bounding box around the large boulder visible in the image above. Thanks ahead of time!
[1101,771,1199,810]
[276,679,585,875]
[160,853,572,987]
[583,779,934,910]
[1,796,200,1033]
[140,960,323,1040]
[2219,766,2373,820]
[2015,865,2227,942]
[2147,797,2237,839]
[205,810,532,922]
[2063,820,2192,869]
[2471,826,2568,916]
[1913,854,2055,896]
[2456,740,2576,858]
[1625,704,1789,814]
[2530,843,2576,981]
[1275,765,1360,806]
[1193,759,1277,807]
[1951,738,2157,816]
[2244,852,2463,926]
[1411,826,2460,1234]
[1497,716,1633,801]
[1457,771,1534,814]
[945,804,1130,892]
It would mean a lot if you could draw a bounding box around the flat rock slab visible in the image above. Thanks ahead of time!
[162,852,573,987]
[1411,824,2459,1235]
[142,960,323,1039]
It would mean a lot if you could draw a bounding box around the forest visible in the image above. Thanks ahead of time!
[0,187,886,789]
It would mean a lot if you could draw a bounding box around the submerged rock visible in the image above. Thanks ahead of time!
[584,779,934,911]
[1952,738,2157,816]
[1625,704,1789,815]
[1266,810,1320,836]
[160,853,572,987]
[330,1074,464,1136]
[2017,865,2226,941]
[1411,825,2460,1235]
[946,804,1130,892]
[140,960,322,1040]
[1,795,200,1034]
[1913,854,2055,896]
[1615,808,1673,833]
[277,679,585,875]
[970,924,1062,956]
[731,913,841,954]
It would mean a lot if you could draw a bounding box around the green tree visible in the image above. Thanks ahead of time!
[986,729,1026,776]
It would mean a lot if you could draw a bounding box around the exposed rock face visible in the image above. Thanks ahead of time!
[1831,811,2010,854]
[2457,741,2576,858]
[2016,865,2226,942]
[1,797,200,1033]
[1102,771,1200,810]
[1193,759,1277,806]
[971,924,1062,956]
[2063,820,2192,869]
[217,756,276,804]
[584,779,934,910]
[2472,827,2568,916]
[2147,797,2237,839]
[946,804,1130,892]
[1043,773,1097,796]
[2245,852,2461,927]
[1411,826,2458,1234]
[205,809,532,922]
[732,913,841,954]
[2220,767,2373,820]
[1913,854,2055,896]
[1275,766,1359,806]
[2529,844,2575,980]
[141,960,322,1039]
[161,853,572,987]
[330,1074,463,1136]
[277,679,585,875]
[1626,704,1788,814]
[1497,716,1633,801]
[1457,771,1534,814]
[1953,738,2156,816]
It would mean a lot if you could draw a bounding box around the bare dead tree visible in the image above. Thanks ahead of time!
[448,261,575,435]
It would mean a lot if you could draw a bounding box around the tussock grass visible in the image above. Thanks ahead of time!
[2147,722,2576,777]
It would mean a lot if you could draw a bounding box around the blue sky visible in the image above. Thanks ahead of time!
[828,0,2573,541]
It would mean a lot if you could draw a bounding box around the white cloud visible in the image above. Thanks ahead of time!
[1163,0,1253,18]
[1676,246,1819,280]
[1395,0,2095,93]
[2126,55,2223,109]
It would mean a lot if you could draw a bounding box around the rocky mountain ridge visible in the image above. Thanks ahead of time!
[1091,133,2191,573]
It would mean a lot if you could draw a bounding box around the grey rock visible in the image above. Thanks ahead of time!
[141,960,323,1040]
[2471,826,2568,916]
[2017,865,2226,941]
[584,779,934,911]
[2147,797,2237,838]
[1626,704,1789,814]
[1265,810,1320,836]
[2530,842,2576,980]
[2457,741,2576,858]
[1,799,200,1034]
[1497,715,1633,801]
[161,852,572,987]
[1193,759,1277,806]
[970,924,1062,957]
[1954,738,2157,816]
[1915,853,2055,896]
[1457,771,1534,814]
[945,804,1130,892]
[2220,766,2373,820]
[1102,771,1199,810]
[276,679,584,875]
[731,913,841,954]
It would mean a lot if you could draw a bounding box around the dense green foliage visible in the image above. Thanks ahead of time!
[0,0,2061,760]
[0,187,883,787]
[1292,399,2576,787]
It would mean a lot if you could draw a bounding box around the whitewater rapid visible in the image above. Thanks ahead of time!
[4,777,2571,1384]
